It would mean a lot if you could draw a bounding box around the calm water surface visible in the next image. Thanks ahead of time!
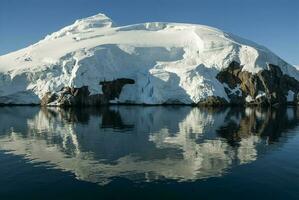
[0,106,298,199]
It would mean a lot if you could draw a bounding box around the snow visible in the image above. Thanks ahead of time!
[245,91,266,103]
[256,91,266,99]
[246,95,254,103]
[0,13,298,105]
[223,83,242,97]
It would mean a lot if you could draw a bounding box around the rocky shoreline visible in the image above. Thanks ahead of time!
[41,78,135,106]
[199,62,299,106]
[1,62,299,107]
[38,62,299,107]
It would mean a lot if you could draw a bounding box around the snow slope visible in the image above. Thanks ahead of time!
[0,13,298,104]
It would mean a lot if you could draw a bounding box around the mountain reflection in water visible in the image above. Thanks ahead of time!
[0,106,298,185]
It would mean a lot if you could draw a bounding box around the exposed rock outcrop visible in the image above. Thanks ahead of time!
[100,78,135,100]
[216,61,299,106]
[197,96,228,106]
[41,78,135,106]
[39,62,299,107]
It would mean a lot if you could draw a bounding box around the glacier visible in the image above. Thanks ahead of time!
[0,13,298,105]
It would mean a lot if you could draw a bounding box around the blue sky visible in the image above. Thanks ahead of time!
[0,0,298,65]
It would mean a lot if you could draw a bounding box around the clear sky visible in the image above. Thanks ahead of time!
[0,0,298,65]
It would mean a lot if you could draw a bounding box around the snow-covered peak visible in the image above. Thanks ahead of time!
[44,13,115,40]
[0,13,298,105]
[73,13,115,29]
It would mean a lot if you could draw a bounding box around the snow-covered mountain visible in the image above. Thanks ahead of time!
[0,13,298,105]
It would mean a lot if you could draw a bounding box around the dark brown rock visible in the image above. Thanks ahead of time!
[216,62,299,106]
[100,78,135,100]
[41,92,58,105]
[41,78,135,106]
[197,96,228,106]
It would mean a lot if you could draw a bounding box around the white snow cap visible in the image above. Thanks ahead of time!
[44,13,115,40]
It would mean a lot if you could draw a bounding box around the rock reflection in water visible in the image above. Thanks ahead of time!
[0,106,298,185]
